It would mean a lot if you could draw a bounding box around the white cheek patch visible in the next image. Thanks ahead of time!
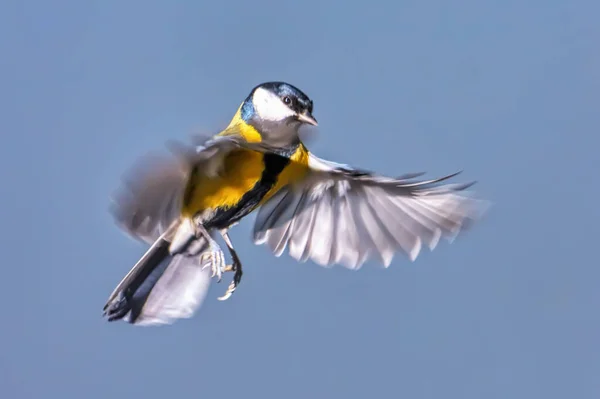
[253,87,296,122]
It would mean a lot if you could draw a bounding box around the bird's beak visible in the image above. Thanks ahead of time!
[297,112,318,126]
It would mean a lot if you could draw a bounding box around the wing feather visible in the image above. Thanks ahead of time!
[299,196,323,263]
[273,190,308,257]
[383,193,442,250]
[328,194,344,265]
[287,194,318,261]
[111,134,263,244]
[364,186,422,261]
[253,153,489,269]
[263,190,295,253]
[337,194,362,268]
[110,153,189,244]
[268,190,305,256]
[309,190,336,266]
[341,188,377,266]
[355,185,398,266]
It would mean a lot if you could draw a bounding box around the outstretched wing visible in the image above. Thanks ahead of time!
[110,133,261,244]
[253,154,489,269]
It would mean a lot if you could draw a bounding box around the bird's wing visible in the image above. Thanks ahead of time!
[110,133,260,244]
[253,153,490,269]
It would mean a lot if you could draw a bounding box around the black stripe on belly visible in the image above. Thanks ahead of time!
[204,152,292,230]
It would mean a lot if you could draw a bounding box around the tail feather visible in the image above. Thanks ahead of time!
[104,229,212,326]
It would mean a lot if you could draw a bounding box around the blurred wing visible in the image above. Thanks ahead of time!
[253,154,490,269]
[110,133,257,244]
[109,151,190,244]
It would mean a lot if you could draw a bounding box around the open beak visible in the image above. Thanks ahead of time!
[297,112,318,126]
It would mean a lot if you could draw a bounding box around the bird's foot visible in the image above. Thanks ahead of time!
[200,243,227,282]
[218,261,243,301]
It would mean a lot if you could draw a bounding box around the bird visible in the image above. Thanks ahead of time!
[103,81,489,326]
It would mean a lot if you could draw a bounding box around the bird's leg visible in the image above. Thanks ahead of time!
[217,230,243,301]
[193,222,227,283]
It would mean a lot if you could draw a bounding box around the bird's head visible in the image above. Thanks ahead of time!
[235,82,317,146]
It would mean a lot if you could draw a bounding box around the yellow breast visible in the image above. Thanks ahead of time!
[182,149,265,217]
[181,144,311,219]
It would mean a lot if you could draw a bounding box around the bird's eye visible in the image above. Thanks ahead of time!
[282,96,292,105]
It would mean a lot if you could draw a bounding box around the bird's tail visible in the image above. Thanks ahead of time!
[103,223,213,326]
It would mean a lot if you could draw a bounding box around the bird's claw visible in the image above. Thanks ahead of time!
[217,281,236,301]
[218,262,242,301]
[200,247,226,282]
[196,235,242,300]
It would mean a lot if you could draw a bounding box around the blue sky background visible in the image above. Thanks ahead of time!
[1,1,599,398]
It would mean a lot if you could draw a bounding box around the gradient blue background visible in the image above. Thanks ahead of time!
[1,1,598,398]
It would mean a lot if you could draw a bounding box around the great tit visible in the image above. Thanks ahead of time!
[103,82,488,326]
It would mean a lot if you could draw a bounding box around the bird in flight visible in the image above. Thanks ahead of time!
[103,82,489,326]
